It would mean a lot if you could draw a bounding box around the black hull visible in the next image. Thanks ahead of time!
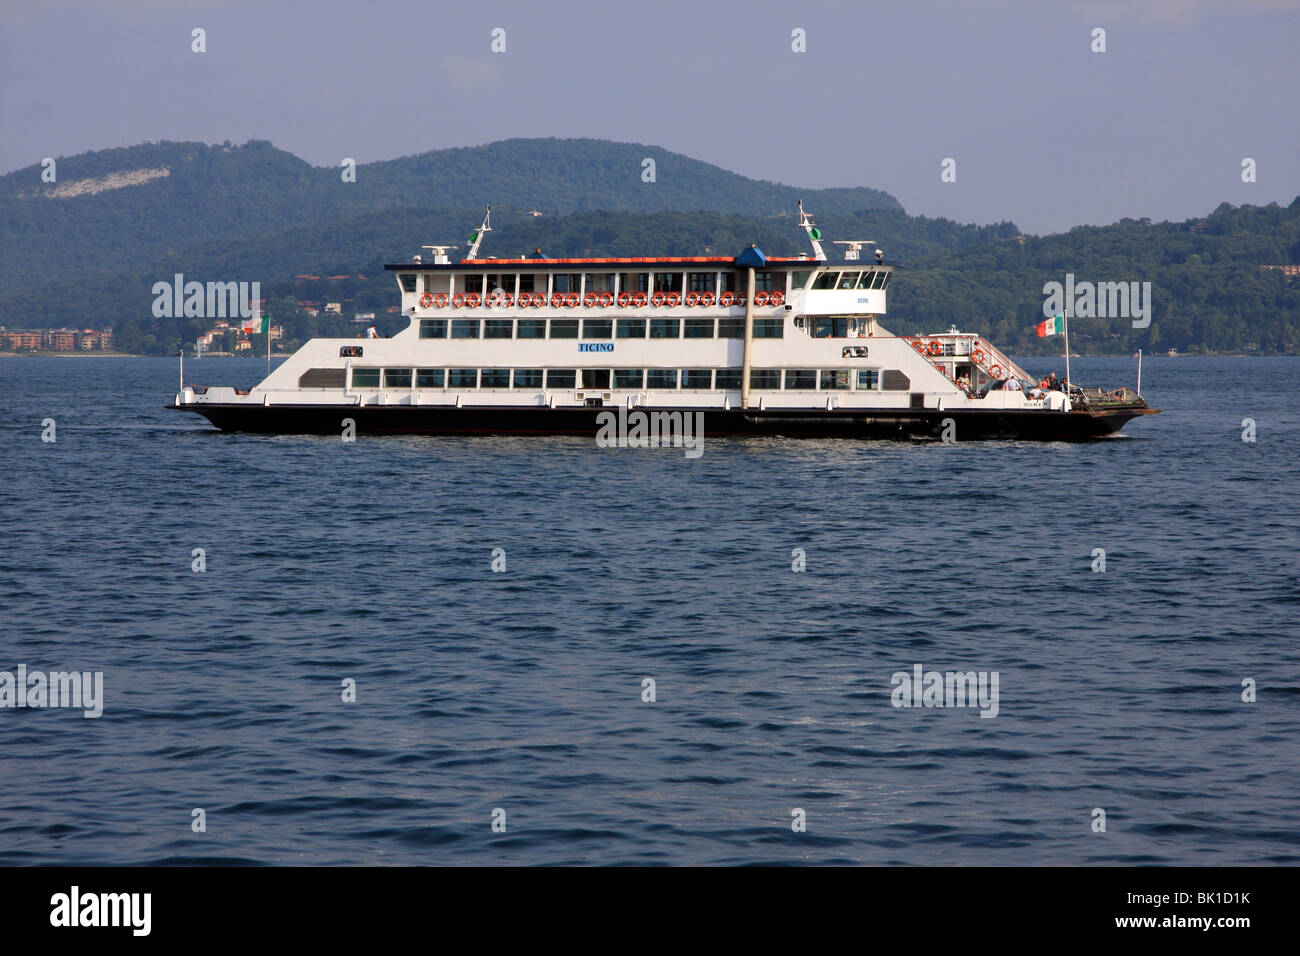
[169,402,1157,441]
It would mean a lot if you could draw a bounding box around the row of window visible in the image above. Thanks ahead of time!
[811,270,893,291]
[350,367,886,391]
[406,270,792,296]
[419,317,785,340]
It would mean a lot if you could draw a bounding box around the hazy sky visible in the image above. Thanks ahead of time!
[2,0,1297,234]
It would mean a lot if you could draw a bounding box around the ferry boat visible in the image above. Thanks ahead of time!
[169,205,1159,440]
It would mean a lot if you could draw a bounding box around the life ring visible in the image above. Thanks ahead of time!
[652,292,666,306]
[754,291,770,306]
[584,293,598,307]
[633,292,648,307]
[989,364,1004,378]
[419,293,434,308]
[551,294,565,308]
[487,291,509,308]
[599,292,613,307]
[734,295,746,307]
[531,294,545,308]
[565,292,579,307]
[667,292,681,306]
[433,293,448,308]
[465,293,481,308]
[769,291,784,307]
[452,293,466,308]
[618,292,632,307]
[911,339,926,351]
[972,348,986,364]
[928,341,943,356]
[685,291,699,307]
[720,291,735,307]
[700,293,715,307]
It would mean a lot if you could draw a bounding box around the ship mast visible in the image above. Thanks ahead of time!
[798,200,827,261]
[465,206,492,260]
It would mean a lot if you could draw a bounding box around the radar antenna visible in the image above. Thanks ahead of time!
[421,245,459,264]
[797,200,827,260]
[465,206,492,260]
[832,240,877,262]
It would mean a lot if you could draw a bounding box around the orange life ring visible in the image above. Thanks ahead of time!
[633,292,648,307]
[667,292,681,306]
[419,293,434,308]
[928,341,943,356]
[700,293,715,306]
[972,348,986,364]
[652,292,666,306]
[565,292,579,307]
[989,364,1004,378]
[599,292,613,307]
[911,339,926,351]
[550,294,564,308]
[584,293,598,307]
[531,293,545,308]
[433,293,448,308]
[720,291,735,307]
[754,291,770,306]
[452,293,466,308]
[465,293,481,308]
[618,292,632,307]
[769,291,784,307]
[685,291,699,307]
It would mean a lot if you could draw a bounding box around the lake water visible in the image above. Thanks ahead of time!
[1,355,1297,865]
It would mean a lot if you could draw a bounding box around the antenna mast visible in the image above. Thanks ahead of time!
[465,206,492,260]
[797,200,827,260]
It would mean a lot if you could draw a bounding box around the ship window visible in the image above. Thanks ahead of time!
[814,317,849,338]
[791,271,811,289]
[650,318,680,339]
[448,368,478,388]
[546,369,576,388]
[451,319,480,339]
[299,368,347,388]
[484,319,514,339]
[719,272,739,292]
[838,272,856,289]
[549,319,579,338]
[581,368,610,389]
[351,368,381,388]
[384,368,412,388]
[584,273,615,292]
[755,271,775,291]
[881,370,911,391]
[784,369,816,390]
[647,369,678,389]
[582,319,613,339]
[750,370,781,389]
[688,272,715,292]
[813,271,838,290]
[652,272,683,293]
[514,369,543,388]
[880,272,892,289]
[855,271,874,289]
[553,273,581,294]
[518,274,536,294]
[480,368,510,388]
[614,369,644,389]
[681,369,712,388]
[871,271,888,290]
[820,370,851,390]
[485,274,510,296]
[339,345,364,357]
[717,318,744,338]
[399,274,417,293]
[715,369,742,389]
[617,318,646,338]
[463,274,484,294]
[416,368,445,388]
[617,272,650,293]
[517,319,545,339]
[419,319,447,339]
[684,318,714,338]
[753,319,784,338]
[856,369,879,390]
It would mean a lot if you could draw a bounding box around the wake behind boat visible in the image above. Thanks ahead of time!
[169,205,1159,440]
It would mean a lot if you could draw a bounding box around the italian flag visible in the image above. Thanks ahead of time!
[1036,314,1065,337]
[240,314,269,334]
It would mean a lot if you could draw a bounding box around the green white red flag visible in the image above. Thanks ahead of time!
[1036,314,1065,337]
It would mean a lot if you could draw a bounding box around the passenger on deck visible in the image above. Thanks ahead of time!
[1001,378,1023,391]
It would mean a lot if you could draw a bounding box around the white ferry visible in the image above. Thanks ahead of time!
[170,206,1159,440]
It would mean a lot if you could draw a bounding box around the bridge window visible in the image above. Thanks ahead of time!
[856,369,879,390]
[484,319,514,339]
[750,370,781,389]
[838,272,857,289]
[480,368,510,388]
[650,318,680,339]
[448,368,478,388]
[753,319,783,338]
[399,274,417,293]
[582,319,613,339]
[351,368,380,388]
[517,319,545,339]
[684,318,714,338]
[384,368,412,388]
[681,369,712,389]
[718,318,744,338]
[871,271,888,290]
[715,369,742,389]
[855,271,875,289]
[617,318,646,338]
[420,319,447,339]
[784,370,816,390]
[820,370,851,390]
[791,271,811,289]
[514,369,543,388]
[416,368,445,388]
[451,319,480,339]
[549,319,579,338]
[546,369,576,388]
[614,369,644,389]
[581,369,610,389]
[647,369,678,389]
[813,272,838,290]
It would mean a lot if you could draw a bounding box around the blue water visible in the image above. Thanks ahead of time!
[1,355,1298,865]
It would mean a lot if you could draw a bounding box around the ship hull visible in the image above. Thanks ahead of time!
[169,402,1157,441]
